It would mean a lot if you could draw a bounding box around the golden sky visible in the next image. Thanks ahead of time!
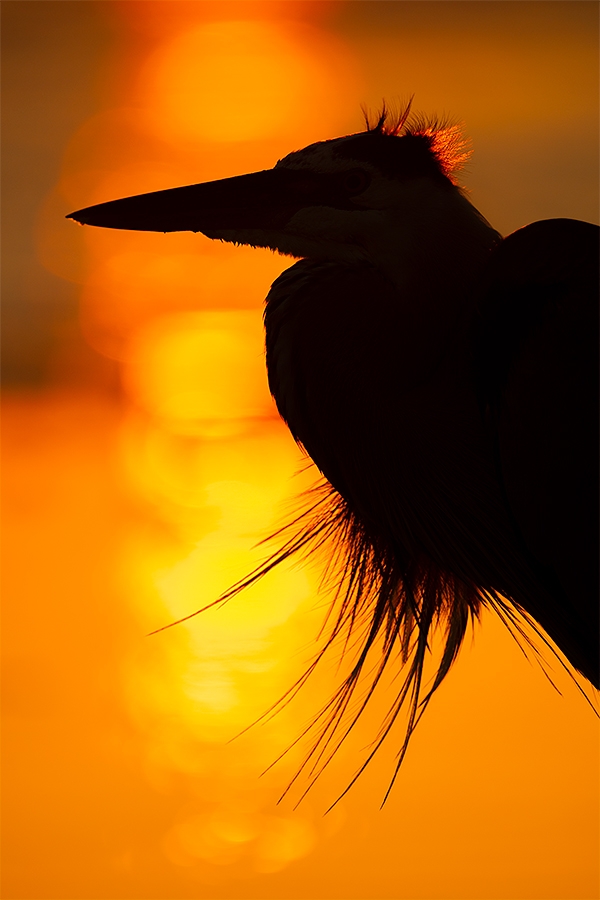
[2,2,599,898]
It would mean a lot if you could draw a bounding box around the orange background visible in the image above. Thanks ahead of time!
[2,3,599,898]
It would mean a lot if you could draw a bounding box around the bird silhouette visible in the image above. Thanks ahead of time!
[69,104,598,795]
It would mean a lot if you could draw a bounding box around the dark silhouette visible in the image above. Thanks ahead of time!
[69,105,598,797]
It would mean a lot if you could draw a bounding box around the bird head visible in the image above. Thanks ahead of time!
[68,106,499,276]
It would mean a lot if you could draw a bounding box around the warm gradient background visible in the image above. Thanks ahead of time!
[2,3,599,899]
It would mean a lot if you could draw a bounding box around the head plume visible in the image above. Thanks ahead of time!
[362,99,472,184]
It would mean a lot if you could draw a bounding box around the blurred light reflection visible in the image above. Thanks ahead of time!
[139,20,361,145]
[123,311,276,432]
[54,5,361,877]
[5,1,596,895]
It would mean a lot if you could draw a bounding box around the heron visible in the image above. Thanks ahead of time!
[69,104,599,797]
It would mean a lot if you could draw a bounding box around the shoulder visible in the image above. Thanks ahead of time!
[486,218,598,282]
[472,219,599,408]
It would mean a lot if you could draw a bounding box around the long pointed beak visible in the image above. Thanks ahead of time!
[67,167,334,235]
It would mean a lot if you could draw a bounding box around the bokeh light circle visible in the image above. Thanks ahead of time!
[139,19,361,144]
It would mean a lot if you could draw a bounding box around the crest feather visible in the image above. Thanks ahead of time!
[362,99,472,183]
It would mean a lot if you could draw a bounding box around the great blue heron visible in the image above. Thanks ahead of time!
[69,105,599,796]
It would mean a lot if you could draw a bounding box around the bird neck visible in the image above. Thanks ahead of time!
[368,184,501,324]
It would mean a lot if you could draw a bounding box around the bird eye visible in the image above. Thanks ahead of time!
[342,170,370,194]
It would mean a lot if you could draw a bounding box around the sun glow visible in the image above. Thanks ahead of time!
[41,8,365,876]
[123,311,277,433]
[7,2,596,896]
[138,20,360,145]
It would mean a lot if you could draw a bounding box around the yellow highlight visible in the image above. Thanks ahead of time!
[170,811,250,864]
[5,1,599,895]
[79,245,288,358]
[255,816,316,872]
[139,20,361,145]
[164,808,314,870]
[157,481,311,714]
[123,311,277,435]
